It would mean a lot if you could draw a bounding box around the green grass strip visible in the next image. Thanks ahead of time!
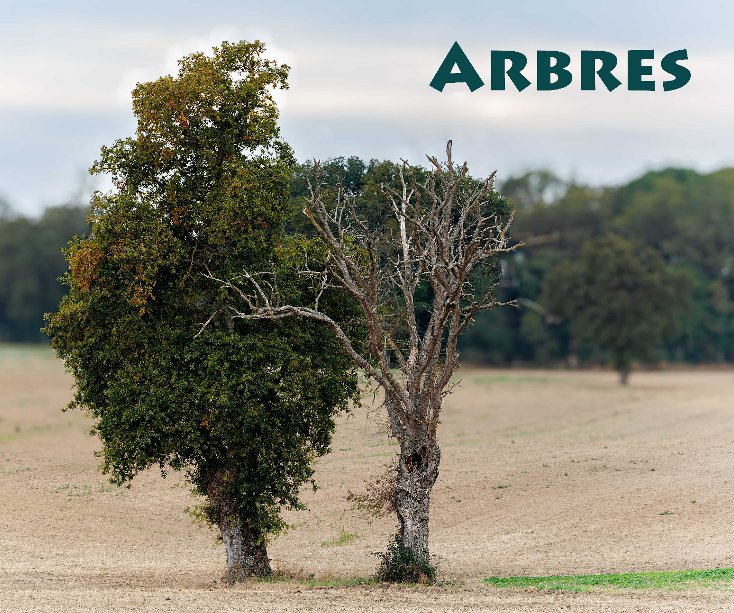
[484,568,734,591]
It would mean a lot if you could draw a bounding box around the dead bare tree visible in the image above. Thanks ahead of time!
[208,141,516,575]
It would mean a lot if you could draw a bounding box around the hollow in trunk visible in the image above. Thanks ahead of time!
[394,436,441,563]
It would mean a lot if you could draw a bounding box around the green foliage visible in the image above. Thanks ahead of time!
[374,539,437,584]
[289,157,415,241]
[610,168,734,361]
[289,155,511,365]
[484,568,734,591]
[5,142,734,366]
[46,41,360,546]
[541,235,689,379]
[0,205,88,342]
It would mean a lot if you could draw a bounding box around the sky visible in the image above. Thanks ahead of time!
[1,0,733,215]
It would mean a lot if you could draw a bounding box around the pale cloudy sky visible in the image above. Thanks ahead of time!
[1,0,732,214]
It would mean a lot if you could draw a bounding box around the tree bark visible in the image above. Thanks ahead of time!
[208,473,271,582]
[218,511,271,582]
[394,435,441,562]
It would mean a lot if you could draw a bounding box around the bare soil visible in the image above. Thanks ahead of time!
[2,346,734,611]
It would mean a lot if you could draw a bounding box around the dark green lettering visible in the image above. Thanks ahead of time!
[537,51,572,90]
[628,50,655,91]
[430,42,485,92]
[490,51,531,91]
[580,51,622,91]
[661,49,691,91]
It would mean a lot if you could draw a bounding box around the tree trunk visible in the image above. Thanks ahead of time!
[208,473,271,582]
[614,352,631,386]
[394,435,441,563]
[218,512,271,582]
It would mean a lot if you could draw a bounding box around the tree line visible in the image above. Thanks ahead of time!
[472,166,734,367]
[0,203,89,342]
[2,144,733,370]
[288,158,734,371]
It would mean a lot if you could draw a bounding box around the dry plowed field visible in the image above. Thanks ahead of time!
[2,346,734,611]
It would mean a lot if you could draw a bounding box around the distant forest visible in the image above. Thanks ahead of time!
[2,160,733,365]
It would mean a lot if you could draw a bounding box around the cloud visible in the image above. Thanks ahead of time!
[1,2,734,214]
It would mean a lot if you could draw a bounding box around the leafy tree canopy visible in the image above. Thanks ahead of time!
[46,40,361,580]
[541,235,690,383]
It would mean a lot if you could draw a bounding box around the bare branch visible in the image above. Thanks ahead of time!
[209,141,515,481]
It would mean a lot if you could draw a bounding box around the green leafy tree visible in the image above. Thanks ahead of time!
[46,41,360,581]
[541,235,689,384]
[611,168,734,361]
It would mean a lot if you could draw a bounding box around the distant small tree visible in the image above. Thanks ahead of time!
[209,142,515,579]
[46,41,360,581]
[542,235,688,384]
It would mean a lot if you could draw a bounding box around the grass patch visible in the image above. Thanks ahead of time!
[0,465,34,475]
[321,528,359,547]
[54,481,115,499]
[484,568,734,592]
[0,423,56,442]
[0,344,52,358]
[289,577,375,588]
[260,572,376,588]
